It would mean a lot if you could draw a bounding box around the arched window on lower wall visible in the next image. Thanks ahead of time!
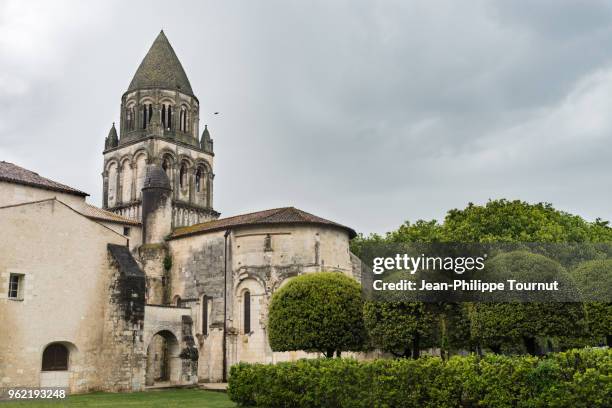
[243,290,251,334]
[42,343,69,371]
[202,295,209,336]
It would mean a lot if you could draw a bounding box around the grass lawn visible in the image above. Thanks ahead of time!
[1,389,236,408]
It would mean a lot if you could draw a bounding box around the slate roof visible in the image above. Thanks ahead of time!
[78,203,141,226]
[0,161,88,197]
[127,30,193,95]
[170,207,356,239]
[143,165,171,190]
[108,244,145,277]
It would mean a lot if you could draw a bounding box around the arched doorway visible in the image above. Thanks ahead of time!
[145,330,180,386]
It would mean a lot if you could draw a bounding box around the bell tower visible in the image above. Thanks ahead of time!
[102,30,219,227]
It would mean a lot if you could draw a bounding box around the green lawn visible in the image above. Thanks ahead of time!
[1,389,235,408]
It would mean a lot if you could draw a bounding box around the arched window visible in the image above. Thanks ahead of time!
[202,296,209,336]
[179,106,188,132]
[179,164,187,189]
[126,107,135,131]
[195,168,202,192]
[243,291,251,334]
[142,104,153,129]
[42,343,68,371]
[175,296,182,307]
[160,104,173,130]
[162,157,172,176]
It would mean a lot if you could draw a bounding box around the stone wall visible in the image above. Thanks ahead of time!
[166,224,353,381]
[143,305,198,385]
[0,199,141,393]
[102,137,218,227]
[98,245,147,392]
[0,181,85,208]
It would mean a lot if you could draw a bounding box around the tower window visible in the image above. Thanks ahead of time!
[179,164,187,189]
[142,104,153,129]
[162,159,168,173]
[126,107,135,131]
[195,168,202,192]
[179,107,188,132]
[8,273,24,300]
[167,105,172,129]
[42,343,69,371]
[161,104,166,128]
[243,290,251,334]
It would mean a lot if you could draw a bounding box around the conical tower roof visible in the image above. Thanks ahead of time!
[127,30,193,95]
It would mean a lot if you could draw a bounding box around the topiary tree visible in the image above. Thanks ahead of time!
[363,301,436,358]
[268,272,367,358]
[471,251,586,355]
[570,259,612,346]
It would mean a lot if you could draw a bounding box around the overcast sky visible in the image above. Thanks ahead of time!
[1,0,612,234]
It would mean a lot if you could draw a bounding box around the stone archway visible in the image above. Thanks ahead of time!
[145,330,180,386]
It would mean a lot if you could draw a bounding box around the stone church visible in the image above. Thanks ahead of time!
[0,31,359,393]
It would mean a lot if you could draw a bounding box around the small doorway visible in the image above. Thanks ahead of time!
[145,330,180,386]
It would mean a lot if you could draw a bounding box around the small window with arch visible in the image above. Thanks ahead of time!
[202,295,209,336]
[126,106,135,131]
[179,106,188,132]
[243,290,251,334]
[42,343,69,371]
[195,168,202,192]
[179,164,187,189]
[142,104,153,129]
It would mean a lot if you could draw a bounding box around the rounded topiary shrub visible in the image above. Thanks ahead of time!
[268,272,366,358]
[472,251,586,354]
[570,259,612,346]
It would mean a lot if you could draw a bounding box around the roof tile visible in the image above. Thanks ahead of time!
[170,207,356,239]
[0,161,88,197]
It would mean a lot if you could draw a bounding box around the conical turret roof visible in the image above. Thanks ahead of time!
[127,30,193,95]
[106,122,118,149]
[108,122,118,141]
[143,164,171,190]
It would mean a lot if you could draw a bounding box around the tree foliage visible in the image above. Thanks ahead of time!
[363,301,437,358]
[268,272,366,357]
[384,199,612,245]
[570,259,612,346]
[351,199,611,355]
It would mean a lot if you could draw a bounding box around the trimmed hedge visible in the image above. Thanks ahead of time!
[228,348,611,408]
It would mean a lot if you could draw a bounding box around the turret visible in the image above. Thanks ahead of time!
[105,123,118,149]
[200,125,214,153]
[141,165,173,244]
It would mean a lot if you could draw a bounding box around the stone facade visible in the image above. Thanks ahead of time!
[0,200,144,393]
[0,31,360,392]
[102,31,218,228]
[166,224,355,381]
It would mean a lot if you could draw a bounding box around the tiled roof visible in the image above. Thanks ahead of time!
[127,30,193,95]
[0,161,88,197]
[170,207,356,239]
[78,203,141,226]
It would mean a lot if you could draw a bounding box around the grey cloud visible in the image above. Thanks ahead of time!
[1,0,611,234]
